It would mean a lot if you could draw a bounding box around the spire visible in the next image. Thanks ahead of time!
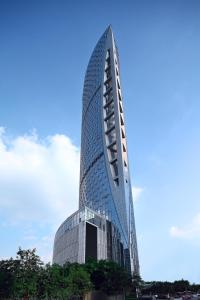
[107,24,112,32]
[104,24,113,37]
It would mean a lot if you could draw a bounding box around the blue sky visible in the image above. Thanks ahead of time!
[0,0,200,283]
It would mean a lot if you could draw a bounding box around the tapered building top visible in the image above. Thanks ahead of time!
[79,26,140,274]
[53,27,139,275]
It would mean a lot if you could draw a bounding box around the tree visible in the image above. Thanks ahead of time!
[0,258,18,299]
[67,265,93,299]
[131,273,144,298]
[143,279,192,295]
[173,279,190,292]
[85,259,131,296]
[44,263,70,299]
[13,248,43,299]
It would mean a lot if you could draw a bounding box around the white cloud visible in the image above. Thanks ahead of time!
[0,128,81,262]
[132,186,143,202]
[170,213,200,239]
[0,128,80,227]
[0,128,144,262]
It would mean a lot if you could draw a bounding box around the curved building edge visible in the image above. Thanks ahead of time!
[53,26,140,276]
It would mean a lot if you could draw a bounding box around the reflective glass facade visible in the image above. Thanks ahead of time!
[79,26,139,274]
[53,26,139,275]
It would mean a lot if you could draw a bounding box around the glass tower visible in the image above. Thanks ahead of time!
[53,26,139,275]
[79,26,139,274]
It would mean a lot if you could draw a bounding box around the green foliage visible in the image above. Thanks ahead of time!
[1,248,200,299]
[67,265,93,298]
[0,258,18,298]
[13,248,43,298]
[0,248,93,299]
[45,263,70,299]
[85,258,131,296]
[144,279,199,295]
[130,273,144,297]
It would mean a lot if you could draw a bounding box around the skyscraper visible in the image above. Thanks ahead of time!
[53,26,139,275]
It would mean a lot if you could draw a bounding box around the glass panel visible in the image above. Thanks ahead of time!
[112,161,118,177]
[121,128,125,138]
[119,101,123,113]
[107,129,116,144]
[109,149,117,160]
[106,114,115,130]
[105,101,114,115]
[104,89,113,103]
[105,67,111,79]
[104,79,112,91]
[120,114,124,125]
[118,91,122,101]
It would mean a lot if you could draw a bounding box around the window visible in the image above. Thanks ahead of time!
[104,78,112,91]
[118,91,122,101]
[105,101,114,116]
[119,101,123,113]
[105,66,111,79]
[123,143,126,152]
[112,161,118,177]
[105,124,115,135]
[107,130,116,144]
[104,94,114,106]
[120,114,124,125]
[117,78,121,90]
[121,128,125,139]
[107,140,117,150]
[114,177,119,186]
[104,87,113,98]
[109,145,117,160]
[105,113,115,131]
[106,49,110,59]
